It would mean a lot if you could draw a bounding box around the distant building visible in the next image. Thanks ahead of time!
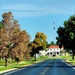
[47,46,64,56]
[39,50,46,56]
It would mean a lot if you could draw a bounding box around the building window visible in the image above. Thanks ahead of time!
[50,49,52,51]
[57,52,59,54]
[50,52,52,55]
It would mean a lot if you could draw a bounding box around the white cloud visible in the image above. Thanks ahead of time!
[0,3,75,18]
[1,4,39,11]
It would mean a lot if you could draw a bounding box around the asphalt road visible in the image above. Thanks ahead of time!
[1,59,75,75]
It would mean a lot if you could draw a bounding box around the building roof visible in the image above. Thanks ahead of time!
[49,46,64,48]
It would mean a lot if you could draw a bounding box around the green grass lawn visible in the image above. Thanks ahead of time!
[62,55,75,65]
[0,59,34,71]
[0,57,44,71]
[66,59,75,65]
[0,55,75,71]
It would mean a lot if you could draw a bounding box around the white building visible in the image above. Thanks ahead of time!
[39,50,46,56]
[47,46,64,56]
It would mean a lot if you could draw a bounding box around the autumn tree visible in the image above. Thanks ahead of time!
[12,30,30,62]
[29,32,47,61]
[35,32,47,49]
[0,22,3,28]
[0,25,9,66]
[0,12,30,66]
[0,22,3,60]
[1,12,21,66]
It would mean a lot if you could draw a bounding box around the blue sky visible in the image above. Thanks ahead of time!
[0,0,75,43]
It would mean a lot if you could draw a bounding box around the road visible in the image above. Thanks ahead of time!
[1,59,75,75]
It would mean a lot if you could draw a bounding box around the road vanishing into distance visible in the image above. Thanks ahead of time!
[1,59,75,75]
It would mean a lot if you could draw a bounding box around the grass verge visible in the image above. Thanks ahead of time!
[0,55,75,72]
[0,57,46,72]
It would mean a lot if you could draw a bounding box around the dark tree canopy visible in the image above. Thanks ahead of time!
[56,15,75,59]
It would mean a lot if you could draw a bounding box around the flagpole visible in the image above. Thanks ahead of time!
[53,21,56,56]
[53,21,55,44]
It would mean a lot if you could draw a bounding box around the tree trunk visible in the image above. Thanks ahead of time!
[35,50,36,61]
[72,50,74,60]
[9,57,11,64]
[5,56,8,67]
[0,57,2,60]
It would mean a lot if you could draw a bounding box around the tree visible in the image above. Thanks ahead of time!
[1,12,21,66]
[0,12,30,66]
[0,22,3,28]
[46,41,50,48]
[0,27,9,67]
[29,32,47,61]
[56,15,75,60]
[12,30,30,61]
[46,41,56,48]
[50,41,56,46]
[35,32,47,50]
[0,22,4,60]
[28,42,37,61]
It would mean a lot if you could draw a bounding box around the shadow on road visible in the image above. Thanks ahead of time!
[14,61,75,69]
